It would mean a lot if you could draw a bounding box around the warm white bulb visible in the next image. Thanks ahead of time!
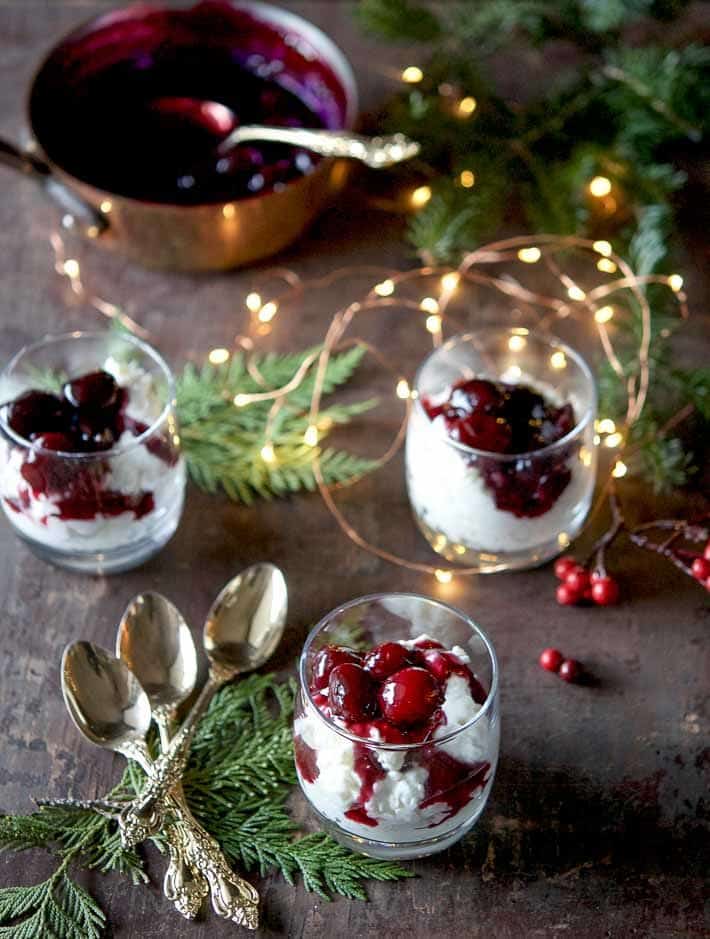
[63,259,80,278]
[434,569,453,584]
[374,279,395,297]
[425,314,442,334]
[592,240,612,256]
[612,460,628,478]
[457,96,477,116]
[597,258,617,274]
[441,272,460,292]
[567,284,586,301]
[419,296,440,314]
[304,425,319,447]
[668,274,683,292]
[550,351,567,370]
[401,66,423,84]
[396,379,410,400]
[411,185,432,209]
[246,292,262,312]
[459,170,475,188]
[594,305,614,324]
[517,247,541,264]
[258,301,278,323]
[260,443,276,463]
[208,347,230,365]
[589,176,612,197]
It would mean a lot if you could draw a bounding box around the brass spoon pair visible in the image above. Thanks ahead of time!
[59,563,288,927]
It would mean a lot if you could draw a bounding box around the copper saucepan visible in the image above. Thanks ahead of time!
[0,0,358,271]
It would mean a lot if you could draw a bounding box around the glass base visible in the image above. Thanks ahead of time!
[413,503,589,573]
[304,799,489,860]
[11,500,183,574]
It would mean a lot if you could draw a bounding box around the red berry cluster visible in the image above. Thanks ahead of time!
[690,541,710,591]
[539,648,583,683]
[554,556,620,607]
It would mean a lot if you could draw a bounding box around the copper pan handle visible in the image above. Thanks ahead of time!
[0,138,108,238]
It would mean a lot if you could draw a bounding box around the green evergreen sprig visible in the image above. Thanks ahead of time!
[0,674,413,937]
[357,0,709,492]
[177,345,379,504]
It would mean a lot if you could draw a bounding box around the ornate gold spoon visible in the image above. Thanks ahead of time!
[116,591,259,922]
[61,641,258,928]
[128,563,288,823]
[150,97,420,169]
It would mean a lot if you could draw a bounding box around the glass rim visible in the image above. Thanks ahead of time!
[412,326,597,462]
[0,330,177,461]
[298,591,499,750]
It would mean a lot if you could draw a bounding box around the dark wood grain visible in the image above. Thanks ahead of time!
[0,3,708,937]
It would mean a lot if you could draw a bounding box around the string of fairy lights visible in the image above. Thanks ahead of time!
[46,60,692,589]
[49,223,689,590]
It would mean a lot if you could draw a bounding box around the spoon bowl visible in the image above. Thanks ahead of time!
[62,641,152,752]
[204,562,288,673]
[117,592,198,713]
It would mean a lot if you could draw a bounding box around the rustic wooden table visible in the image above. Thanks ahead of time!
[0,2,708,937]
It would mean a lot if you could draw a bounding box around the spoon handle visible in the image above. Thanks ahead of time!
[134,673,222,817]
[219,126,420,168]
[162,817,210,920]
[122,701,259,927]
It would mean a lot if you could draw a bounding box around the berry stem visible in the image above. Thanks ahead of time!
[628,516,710,578]
[584,485,624,575]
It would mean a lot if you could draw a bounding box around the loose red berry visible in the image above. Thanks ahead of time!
[378,667,440,727]
[311,645,361,691]
[328,663,376,721]
[362,642,413,681]
[554,556,578,580]
[539,648,564,672]
[704,541,710,562]
[691,557,710,582]
[591,576,620,606]
[559,659,582,683]
[556,583,580,606]
[565,566,590,594]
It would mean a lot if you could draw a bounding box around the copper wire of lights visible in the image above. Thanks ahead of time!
[49,232,690,585]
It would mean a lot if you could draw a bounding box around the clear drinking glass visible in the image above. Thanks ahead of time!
[0,330,186,573]
[406,327,597,572]
[295,593,500,860]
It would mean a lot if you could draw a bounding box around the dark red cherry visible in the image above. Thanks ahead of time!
[310,645,361,691]
[420,650,487,704]
[5,391,67,440]
[33,432,76,453]
[448,379,502,415]
[362,642,413,681]
[328,663,377,722]
[379,667,440,728]
[413,638,445,651]
[448,412,513,452]
[63,370,118,412]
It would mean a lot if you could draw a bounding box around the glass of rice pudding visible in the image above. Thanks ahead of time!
[405,327,597,572]
[0,330,186,573]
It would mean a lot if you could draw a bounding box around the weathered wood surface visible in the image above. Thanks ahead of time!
[0,3,707,936]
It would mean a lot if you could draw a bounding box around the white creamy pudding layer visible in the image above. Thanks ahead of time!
[295,637,495,842]
[0,357,185,551]
[405,373,595,553]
